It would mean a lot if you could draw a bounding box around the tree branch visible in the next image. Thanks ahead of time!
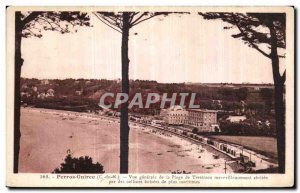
[23,28,36,36]
[232,13,271,59]
[93,12,122,33]
[131,14,158,27]
[101,15,122,30]
[38,17,56,30]
[130,12,148,26]
[21,12,43,28]
[129,12,139,23]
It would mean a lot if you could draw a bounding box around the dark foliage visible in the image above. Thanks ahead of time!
[259,88,273,114]
[235,87,248,101]
[219,120,276,137]
[20,12,91,38]
[53,154,105,173]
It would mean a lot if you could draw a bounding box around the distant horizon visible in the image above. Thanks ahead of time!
[20,76,275,85]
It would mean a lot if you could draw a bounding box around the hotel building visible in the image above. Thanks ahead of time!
[160,105,219,132]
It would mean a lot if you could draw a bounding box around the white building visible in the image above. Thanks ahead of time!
[32,86,38,92]
[161,105,219,132]
[46,88,55,97]
[226,115,247,123]
[41,79,49,85]
[161,105,188,125]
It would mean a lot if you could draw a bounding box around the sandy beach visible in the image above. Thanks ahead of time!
[19,108,233,173]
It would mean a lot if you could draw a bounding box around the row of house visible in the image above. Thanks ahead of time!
[21,88,55,99]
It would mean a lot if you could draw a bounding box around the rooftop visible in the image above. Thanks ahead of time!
[187,109,218,113]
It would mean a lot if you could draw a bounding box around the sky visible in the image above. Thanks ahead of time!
[21,13,285,83]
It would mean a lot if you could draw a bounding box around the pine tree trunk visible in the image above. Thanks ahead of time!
[120,13,130,174]
[272,55,285,173]
[269,24,285,173]
[14,12,24,173]
[274,81,285,173]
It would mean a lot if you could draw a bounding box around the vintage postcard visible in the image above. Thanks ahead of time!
[6,6,294,188]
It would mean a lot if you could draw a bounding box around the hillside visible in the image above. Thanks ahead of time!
[20,78,275,115]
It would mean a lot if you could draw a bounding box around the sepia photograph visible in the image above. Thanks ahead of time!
[5,6,295,188]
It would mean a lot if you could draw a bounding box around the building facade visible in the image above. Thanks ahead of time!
[186,109,219,132]
[161,106,219,132]
[160,105,188,125]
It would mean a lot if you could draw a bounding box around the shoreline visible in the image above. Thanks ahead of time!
[19,107,235,173]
